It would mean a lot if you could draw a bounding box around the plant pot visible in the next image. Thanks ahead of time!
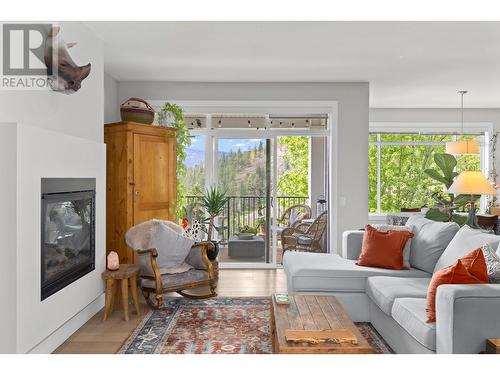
[207,241,219,260]
[237,233,254,240]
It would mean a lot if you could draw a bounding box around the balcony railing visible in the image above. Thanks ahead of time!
[185,195,309,238]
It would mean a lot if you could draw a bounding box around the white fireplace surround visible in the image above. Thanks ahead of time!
[0,123,106,353]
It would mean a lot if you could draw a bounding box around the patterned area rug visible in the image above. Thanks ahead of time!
[117,297,392,354]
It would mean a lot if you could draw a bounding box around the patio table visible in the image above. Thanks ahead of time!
[227,235,265,258]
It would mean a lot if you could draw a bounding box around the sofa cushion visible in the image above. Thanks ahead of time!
[433,225,500,273]
[405,216,460,273]
[366,276,430,315]
[391,298,436,351]
[283,252,431,293]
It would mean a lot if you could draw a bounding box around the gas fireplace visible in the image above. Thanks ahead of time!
[41,178,95,300]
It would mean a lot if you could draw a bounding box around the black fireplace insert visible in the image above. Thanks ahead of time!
[41,178,95,300]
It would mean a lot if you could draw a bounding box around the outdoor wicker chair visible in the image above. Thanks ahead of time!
[281,211,328,253]
[276,204,312,235]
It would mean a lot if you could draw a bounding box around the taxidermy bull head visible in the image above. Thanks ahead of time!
[44,26,91,94]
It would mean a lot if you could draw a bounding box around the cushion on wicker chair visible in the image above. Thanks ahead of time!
[297,236,314,246]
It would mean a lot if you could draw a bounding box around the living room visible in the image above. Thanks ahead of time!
[2,1,500,373]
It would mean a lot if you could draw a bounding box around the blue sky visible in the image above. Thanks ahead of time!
[186,137,265,167]
[188,136,264,153]
[218,138,264,153]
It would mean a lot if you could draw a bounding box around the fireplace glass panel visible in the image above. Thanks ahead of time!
[41,190,95,300]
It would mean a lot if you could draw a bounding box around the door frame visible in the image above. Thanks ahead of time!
[149,100,338,269]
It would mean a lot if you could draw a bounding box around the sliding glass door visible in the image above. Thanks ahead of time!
[215,138,271,264]
[183,120,330,268]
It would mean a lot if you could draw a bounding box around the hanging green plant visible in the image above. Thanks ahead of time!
[157,102,191,218]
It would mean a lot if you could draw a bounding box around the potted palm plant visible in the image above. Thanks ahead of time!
[200,186,229,259]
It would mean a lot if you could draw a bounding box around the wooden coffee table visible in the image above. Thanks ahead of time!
[271,295,374,354]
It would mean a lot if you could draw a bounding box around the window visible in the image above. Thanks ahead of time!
[369,133,483,213]
[182,135,206,195]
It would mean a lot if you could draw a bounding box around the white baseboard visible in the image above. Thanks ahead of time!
[27,293,105,354]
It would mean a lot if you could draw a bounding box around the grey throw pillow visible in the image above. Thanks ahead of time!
[482,243,500,283]
[433,225,500,273]
[405,215,460,273]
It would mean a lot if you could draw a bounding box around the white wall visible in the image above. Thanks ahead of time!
[310,137,326,217]
[0,123,17,353]
[0,22,104,142]
[16,125,106,353]
[0,21,105,353]
[104,73,120,123]
[118,82,369,253]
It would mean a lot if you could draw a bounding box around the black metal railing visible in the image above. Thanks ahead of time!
[184,195,308,239]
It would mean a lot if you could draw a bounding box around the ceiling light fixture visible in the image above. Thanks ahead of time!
[445,91,479,155]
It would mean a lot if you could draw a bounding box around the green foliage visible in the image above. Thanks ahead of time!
[423,152,475,224]
[182,202,205,223]
[277,136,309,197]
[200,186,229,217]
[369,134,481,213]
[216,140,268,196]
[238,224,257,235]
[424,153,458,189]
[200,186,229,240]
[158,102,191,218]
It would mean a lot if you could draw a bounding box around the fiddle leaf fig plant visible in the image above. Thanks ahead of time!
[423,152,473,225]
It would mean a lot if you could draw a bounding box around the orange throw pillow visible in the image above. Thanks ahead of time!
[426,255,487,323]
[357,225,413,270]
[459,248,489,283]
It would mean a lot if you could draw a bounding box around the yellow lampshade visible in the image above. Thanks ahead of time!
[445,140,479,155]
[447,171,496,195]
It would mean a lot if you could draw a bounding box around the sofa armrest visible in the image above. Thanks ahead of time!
[342,230,364,260]
[436,284,500,354]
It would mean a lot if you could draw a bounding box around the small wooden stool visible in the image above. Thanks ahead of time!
[102,264,140,321]
[486,339,500,354]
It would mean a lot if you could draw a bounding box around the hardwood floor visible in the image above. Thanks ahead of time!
[54,269,287,354]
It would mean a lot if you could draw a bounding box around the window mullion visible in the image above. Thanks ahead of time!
[377,134,381,213]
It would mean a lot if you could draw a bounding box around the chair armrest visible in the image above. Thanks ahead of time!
[187,242,214,279]
[282,227,305,237]
[436,284,500,353]
[342,230,364,260]
[136,248,162,293]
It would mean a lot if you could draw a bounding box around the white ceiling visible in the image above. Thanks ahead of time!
[86,21,500,108]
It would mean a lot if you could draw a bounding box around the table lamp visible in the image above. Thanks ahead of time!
[447,171,496,228]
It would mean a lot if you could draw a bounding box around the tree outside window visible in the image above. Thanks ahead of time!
[369,133,482,213]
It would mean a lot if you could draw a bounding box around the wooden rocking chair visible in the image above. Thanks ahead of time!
[136,241,217,309]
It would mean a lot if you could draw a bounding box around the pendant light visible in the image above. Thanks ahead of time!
[445,91,479,155]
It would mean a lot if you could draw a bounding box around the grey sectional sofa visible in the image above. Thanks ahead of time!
[283,216,500,353]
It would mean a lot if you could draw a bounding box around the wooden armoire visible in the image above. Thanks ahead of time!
[104,122,177,264]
